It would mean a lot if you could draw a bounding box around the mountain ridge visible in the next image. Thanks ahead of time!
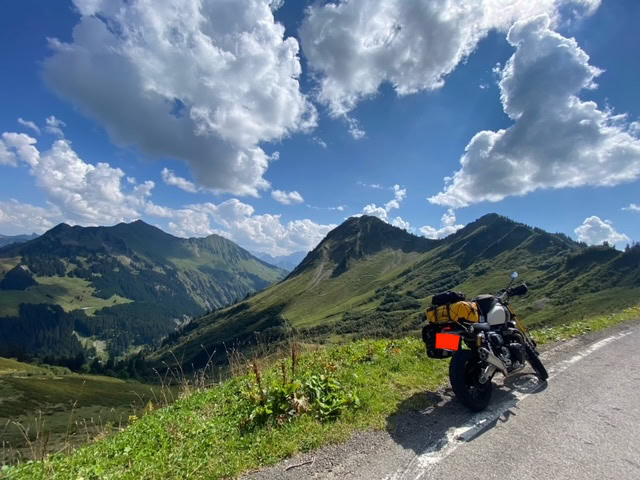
[0,233,39,248]
[288,215,439,279]
[0,220,286,362]
[150,213,639,371]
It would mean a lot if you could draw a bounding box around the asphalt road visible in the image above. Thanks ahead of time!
[246,321,640,480]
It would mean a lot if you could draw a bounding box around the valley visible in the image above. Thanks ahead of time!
[1,212,639,474]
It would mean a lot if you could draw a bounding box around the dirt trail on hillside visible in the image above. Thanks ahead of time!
[307,249,331,290]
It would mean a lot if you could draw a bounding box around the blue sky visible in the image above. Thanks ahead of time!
[0,0,638,255]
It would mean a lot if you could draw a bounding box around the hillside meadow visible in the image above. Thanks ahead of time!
[4,305,639,479]
[0,358,174,466]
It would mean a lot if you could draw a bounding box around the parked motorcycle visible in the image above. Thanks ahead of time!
[422,272,548,411]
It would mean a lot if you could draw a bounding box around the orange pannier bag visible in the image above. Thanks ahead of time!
[427,301,480,324]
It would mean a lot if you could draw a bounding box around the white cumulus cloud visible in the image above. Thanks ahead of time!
[362,184,406,221]
[391,216,410,231]
[272,190,305,205]
[161,168,199,193]
[45,116,66,137]
[0,131,161,226]
[44,0,317,197]
[623,203,640,213]
[419,209,464,239]
[574,216,630,247]
[0,140,18,167]
[18,118,41,135]
[167,199,335,256]
[0,200,62,235]
[1,133,40,167]
[0,127,336,256]
[430,15,640,208]
[300,0,599,119]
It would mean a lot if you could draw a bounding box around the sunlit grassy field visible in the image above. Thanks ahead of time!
[0,359,170,466]
[0,275,132,317]
[5,305,638,479]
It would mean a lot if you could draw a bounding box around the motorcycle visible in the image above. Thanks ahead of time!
[422,272,548,411]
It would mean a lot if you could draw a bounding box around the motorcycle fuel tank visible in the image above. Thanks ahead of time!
[486,305,508,326]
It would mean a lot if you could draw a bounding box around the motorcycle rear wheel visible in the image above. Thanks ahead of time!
[525,344,548,381]
[449,349,492,412]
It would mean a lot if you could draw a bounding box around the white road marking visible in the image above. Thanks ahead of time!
[385,330,633,480]
[545,332,631,379]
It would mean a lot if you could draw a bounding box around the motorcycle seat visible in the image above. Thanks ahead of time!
[472,323,491,332]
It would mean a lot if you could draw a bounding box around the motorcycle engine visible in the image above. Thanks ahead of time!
[504,342,525,371]
[490,331,525,371]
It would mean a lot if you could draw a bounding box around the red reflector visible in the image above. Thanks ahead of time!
[435,333,460,351]
[442,326,452,332]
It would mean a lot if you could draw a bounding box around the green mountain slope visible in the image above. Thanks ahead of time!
[152,214,640,370]
[0,221,286,361]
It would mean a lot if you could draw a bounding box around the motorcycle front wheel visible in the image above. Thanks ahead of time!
[449,349,492,412]
[525,344,548,381]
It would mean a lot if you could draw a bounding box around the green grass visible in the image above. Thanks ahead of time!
[0,358,169,466]
[231,249,423,328]
[6,304,639,479]
[73,334,109,361]
[0,275,132,317]
[4,338,448,479]
[519,287,640,328]
[531,305,640,344]
[0,358,67,377]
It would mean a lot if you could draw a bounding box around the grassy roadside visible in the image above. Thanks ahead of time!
[4,305,639,480]
[531,305,640,345]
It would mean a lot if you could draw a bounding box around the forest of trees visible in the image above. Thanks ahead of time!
[0,304,89,369]
[0,300,192,365]
[5,247,205,360]
[0,265,37,290]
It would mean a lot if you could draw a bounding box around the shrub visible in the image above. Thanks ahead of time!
[241,348,360,428]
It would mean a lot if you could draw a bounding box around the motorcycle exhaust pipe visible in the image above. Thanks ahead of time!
[479,347,508,376]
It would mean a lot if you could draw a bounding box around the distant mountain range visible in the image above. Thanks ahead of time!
[0,233,39,248]
[152,214,640,371]
[252,251,308,272]
[0,221,286,361]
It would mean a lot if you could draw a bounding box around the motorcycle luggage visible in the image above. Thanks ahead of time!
[431,290,466,306]
[427,301,480,324]
[422,324,458,358]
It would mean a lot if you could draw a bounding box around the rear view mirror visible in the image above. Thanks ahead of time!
[510,271,518,280]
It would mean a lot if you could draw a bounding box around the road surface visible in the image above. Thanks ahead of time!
[246,321,640,480]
